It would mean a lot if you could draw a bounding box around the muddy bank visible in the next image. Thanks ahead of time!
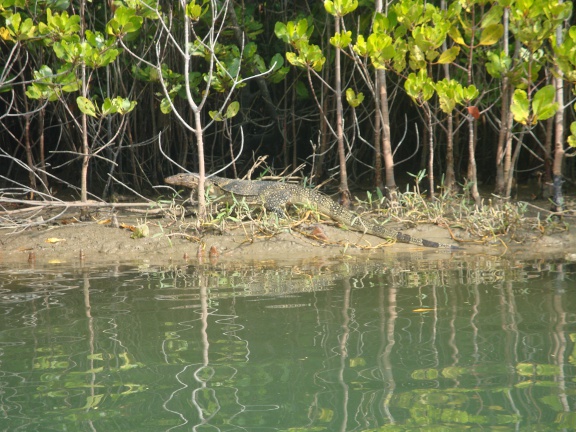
[1,209,575,267]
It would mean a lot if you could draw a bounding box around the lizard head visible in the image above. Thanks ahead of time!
[165,173,224,200]
[164,173,200,187]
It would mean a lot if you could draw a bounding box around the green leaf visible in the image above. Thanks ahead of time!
[367,33,395,69]
[324,0,358,16]
[101,98,116,115]
[568,122,576,148]
[287,41,326,71]
[425,49,439,63]
[285,51,300,67]
[550,1,573,21]
[481,4,503,28]
[392,39,408,72]
[209,110,224,121]
[408,45,426,70]
[244,42,258,59]
[34,64,56,81]
[324,0,335,15]
[253,53,266,73]
[58,71,80,93]
[353,34,367,56]
[7,12,21,34]
[479,23,503,46]
[295,80,309,99]
[25,66,62,101]
[329,30,352,49]
[511,89,530,124]
[119,7,141,29]
[209,102,239,121]
[296,19,310,39]
[274,21,289,43]
[25,84,54,101]
[160,98,172,114]
[24,86,41,100]
[405,70,434,102]
[225,101,240,118]
[40,8,81,39]
[373,12,390,33]
[18,17,36,39]
[107,6,143,36]
[448,26,465,45]
[186,2,203,20]
[276,19,314,49]
[395,23,407,39]
[485,51,512,78]
[269,53,284,71]
[290,19,313,45]
[108,96,137,115]
[345,88,364,108]
[463,85,479,101]
[436,46,459,64]
[268,54,289,83]
[438,96,456,113]
[77,96,97,118]
[5,12,36,41]
[435,79,462,113]
[532,85,558,122]
[99,48,120,67]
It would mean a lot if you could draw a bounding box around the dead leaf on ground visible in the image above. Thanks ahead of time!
[310,225,329,242]
[45,238,66,244]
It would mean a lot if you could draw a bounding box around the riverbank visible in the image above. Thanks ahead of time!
[1,201,575,266]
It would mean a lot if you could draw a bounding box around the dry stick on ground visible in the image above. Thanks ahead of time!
[0,198,172,234]
[521,201,576,218]
[0,199,159,213]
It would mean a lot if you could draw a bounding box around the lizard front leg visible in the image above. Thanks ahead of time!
[261,189,292,217]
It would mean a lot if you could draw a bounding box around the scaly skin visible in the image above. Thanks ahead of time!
[165,173,461,250]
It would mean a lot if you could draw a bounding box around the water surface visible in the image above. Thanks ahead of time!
[1,256,575,431]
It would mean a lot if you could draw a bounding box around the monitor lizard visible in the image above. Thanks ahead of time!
[165,172,461,250]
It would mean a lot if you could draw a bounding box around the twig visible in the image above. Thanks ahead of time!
[0,198,163,215]
[521,200,576,217]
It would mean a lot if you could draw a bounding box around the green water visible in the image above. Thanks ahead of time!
[1,257,575,431]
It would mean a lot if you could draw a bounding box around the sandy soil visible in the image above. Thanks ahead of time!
[1,203,575,267]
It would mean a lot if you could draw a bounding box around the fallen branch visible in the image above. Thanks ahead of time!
[0,198,161,215]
